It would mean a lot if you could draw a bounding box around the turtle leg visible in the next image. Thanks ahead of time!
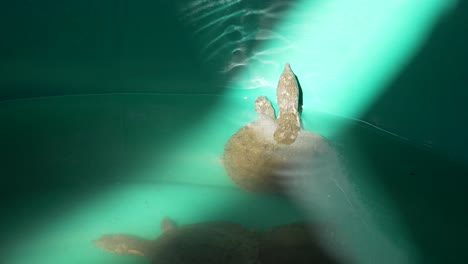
[274,63,301,145]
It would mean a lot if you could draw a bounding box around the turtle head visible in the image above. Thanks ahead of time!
[93,234,148,257]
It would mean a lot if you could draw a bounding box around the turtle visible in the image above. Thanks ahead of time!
[223,63,331,192]
[93,217,341,264]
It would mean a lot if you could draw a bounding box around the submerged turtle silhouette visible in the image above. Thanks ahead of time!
[94,217,258,264]
[223,63,330,192]
[93,217,340,264]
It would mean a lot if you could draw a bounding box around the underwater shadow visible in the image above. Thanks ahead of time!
[93,212,344,264]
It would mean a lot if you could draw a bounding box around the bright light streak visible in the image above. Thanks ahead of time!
[224,0,457,136]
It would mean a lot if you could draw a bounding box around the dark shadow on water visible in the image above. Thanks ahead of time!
[93,214,344,264]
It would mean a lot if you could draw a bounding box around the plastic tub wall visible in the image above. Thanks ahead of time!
[1,1,467,264]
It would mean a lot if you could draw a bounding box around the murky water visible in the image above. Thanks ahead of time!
[0,0,465,263]
[1,94,466,264]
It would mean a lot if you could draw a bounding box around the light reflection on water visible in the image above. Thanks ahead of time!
[177,0,299,89]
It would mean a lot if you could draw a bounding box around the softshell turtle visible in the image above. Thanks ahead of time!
[93,217,341,264]
[223,63,331,192]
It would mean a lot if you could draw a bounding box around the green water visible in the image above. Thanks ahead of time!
[1,94,467,264]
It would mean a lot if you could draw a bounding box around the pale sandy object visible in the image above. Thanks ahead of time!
[223,63,330,192]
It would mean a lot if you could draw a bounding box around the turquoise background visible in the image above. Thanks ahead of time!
[1,1,467,263]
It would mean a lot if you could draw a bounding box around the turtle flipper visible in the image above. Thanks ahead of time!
[274,63,301,145]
